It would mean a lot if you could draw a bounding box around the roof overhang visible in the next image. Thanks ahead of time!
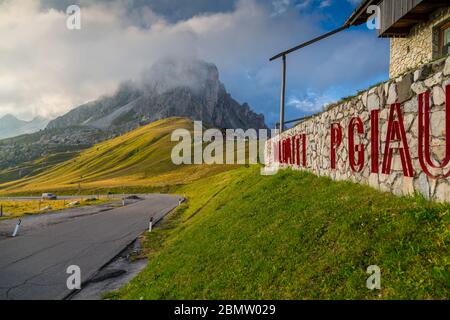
[345,0,380,27]
[346,0,449,38]
[379,0,449,38]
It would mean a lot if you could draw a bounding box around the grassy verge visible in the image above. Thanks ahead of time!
[0,198,117,220]
[106,166,450,300]
[0,118,239,196]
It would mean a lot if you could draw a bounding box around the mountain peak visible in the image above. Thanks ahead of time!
[0,114,49,140]
[47,58,266,132]
[140,58,219,95]
[0,114,20,122]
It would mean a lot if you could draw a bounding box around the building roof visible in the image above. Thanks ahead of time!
[346,0,449,38]
[346,0,380,27]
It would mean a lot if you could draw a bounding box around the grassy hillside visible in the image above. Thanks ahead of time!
[109,166,450,300]
[0,118,237,196]
[0,197,117,220]
[3,115,449,299]
[0,151,80,185]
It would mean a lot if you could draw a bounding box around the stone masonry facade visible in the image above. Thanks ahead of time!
[390,7,450,78]
[265,56,450,202]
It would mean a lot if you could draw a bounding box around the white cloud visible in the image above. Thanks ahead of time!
[287,90,334,112]
[294,0,312,11]
[0,0,316,120]
[347,0,361,6]
[271,0,291,16]
[319,0,332,9]
[0,0,388,125]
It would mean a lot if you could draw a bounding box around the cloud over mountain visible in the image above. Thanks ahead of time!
[0,0,388,126]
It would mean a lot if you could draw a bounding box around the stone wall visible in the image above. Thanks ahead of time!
[390,7,450,78]
[265,56,450,202]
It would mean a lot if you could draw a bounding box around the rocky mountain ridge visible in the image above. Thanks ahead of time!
[47,59,266,132]
[0,59,266,170]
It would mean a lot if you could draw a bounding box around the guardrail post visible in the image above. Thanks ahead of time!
[149,217,154,233]
[12,219,22,237]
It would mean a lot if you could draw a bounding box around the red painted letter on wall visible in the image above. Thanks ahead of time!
[282,138,293,164]
[371,110,380,173]
[418,86,450,179]
[348,117,365,172]
[301,134,307,167]
[382,104,414,177]
[294,136,300,166]
[294,134,307,167]
[288,137,294,165]
[273,141,280,164]
[331,123,343,170]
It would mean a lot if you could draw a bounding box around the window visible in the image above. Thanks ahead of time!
[439,22,450,56]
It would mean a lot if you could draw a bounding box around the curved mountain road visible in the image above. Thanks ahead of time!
[0,194,181,300]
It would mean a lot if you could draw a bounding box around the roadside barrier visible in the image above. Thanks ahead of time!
[12,219,22,237]
[149,217,154,233]
[148,198,185,233]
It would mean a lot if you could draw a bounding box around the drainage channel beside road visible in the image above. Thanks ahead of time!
[0,194,182,300]
[68,238,148,300]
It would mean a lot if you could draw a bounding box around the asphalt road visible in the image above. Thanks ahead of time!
[0,194,147,201]
[0,194,181,300]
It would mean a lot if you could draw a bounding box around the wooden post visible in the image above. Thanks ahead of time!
[280,54,286,133]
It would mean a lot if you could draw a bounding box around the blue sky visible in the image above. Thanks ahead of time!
[0,0,389,127]
[220,0,390,127]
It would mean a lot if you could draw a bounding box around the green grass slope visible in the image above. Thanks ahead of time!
[0,151,80,185]
[0,118,237,195]
[110,166,450,300]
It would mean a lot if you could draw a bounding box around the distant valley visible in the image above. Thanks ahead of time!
[0,118,239,195]
[0,58,266,179]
